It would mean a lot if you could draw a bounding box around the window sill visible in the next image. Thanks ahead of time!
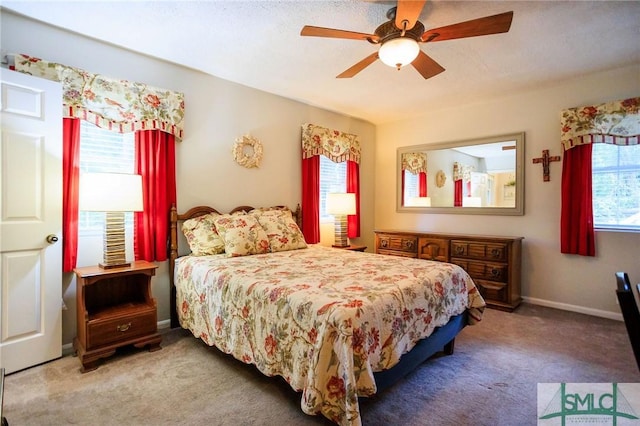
[595,226,640,234]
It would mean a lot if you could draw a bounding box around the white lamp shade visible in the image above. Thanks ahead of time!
[326,193,356,215]
[378,37,420,69]
[409,197,431,207]
[462,197,482,207]
[79,173,143,212]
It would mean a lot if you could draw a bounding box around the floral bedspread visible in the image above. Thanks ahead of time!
[175,245,485,426]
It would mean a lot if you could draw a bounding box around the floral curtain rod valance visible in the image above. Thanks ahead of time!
[560,97,639,151]
[453,162,474,181]
[301,123,360,164]
[401,152,427,174]
[12,53,185,139]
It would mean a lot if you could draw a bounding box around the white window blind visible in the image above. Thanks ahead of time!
[79,121,135,233]
[592,143,640,231]
[404,170,419,200]
[319,155,347,221]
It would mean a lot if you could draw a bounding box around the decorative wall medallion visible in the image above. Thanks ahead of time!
[233,135,263,169]
[435,170,446,188]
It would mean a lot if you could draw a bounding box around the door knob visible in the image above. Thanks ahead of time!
[46,234,59,244]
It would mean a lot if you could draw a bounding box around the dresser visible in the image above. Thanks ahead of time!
[375,230,523,312]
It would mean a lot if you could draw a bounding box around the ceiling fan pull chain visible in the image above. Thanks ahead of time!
[400,20,408,37]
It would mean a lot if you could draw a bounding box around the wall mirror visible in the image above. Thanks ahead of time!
[397,132,525,215]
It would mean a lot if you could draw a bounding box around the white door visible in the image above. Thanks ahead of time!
[0,69,62,374]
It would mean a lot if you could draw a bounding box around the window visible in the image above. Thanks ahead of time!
[403,170,419,200]
[319,155,346,221]
[592,143,640,231]
[78,121,135,233]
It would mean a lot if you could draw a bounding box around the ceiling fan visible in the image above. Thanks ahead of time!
[300,0,513,79]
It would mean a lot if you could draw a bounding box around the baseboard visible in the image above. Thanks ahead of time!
[62,319,174,356]
[523,296,623,321]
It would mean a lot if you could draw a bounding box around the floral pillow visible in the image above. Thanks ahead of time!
[212,213,271,257]
[256,210,307,252]
[182,213,225,256]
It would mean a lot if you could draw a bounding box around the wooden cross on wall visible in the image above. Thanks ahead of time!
[532,149,561,182]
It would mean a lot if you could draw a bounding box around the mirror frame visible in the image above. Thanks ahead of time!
[397,132,525,216]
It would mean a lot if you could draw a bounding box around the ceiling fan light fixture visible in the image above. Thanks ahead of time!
[378,37,419,70]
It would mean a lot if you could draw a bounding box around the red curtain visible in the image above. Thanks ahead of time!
[561,144,595,256]
[301,156,320,243]
[347,160,360,238]
[419,172,427,197]
[454,179,463,207]
[134,130,177,262]
[62,118,81,272]
[401,170,406,205]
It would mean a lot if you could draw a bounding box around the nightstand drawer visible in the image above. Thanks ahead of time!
[451,240,507,261]
[87,308,156,348]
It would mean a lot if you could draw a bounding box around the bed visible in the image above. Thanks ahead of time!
[168,204,485,426]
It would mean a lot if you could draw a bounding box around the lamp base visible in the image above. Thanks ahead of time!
[101,211,129,269]
[99,261,131,270]
[333,214,349,248]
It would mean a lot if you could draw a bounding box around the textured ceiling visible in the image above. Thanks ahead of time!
[2,1,639,124]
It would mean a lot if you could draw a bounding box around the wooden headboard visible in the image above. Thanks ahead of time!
[168,203,302,328]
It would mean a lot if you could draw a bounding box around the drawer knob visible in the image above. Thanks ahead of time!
[117,322,132,332]
[490,249,501,257]
[455,246,464,255]
[490,268,501,277]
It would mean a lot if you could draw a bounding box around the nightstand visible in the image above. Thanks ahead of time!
[336,245,367,252]
[73,261,162,372]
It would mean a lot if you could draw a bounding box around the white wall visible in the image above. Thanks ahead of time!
[1,10,375,346]
[375,64,640,319]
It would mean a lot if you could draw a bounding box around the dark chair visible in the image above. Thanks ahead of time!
[1,367,6,426]
[615,272,640,371]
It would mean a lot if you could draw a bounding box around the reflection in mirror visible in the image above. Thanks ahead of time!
[398,132,524,215]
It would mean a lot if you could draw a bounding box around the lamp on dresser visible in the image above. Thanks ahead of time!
[326,192,356,248]
[79,172,143,269]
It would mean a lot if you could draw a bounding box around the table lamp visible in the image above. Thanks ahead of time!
[79,172,143,269]
[326,192,356,248]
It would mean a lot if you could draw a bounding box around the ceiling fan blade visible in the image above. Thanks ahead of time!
[421,11,514,42]
[395,0,427,30]
[337,52,379,78]
[411,51,445,79]
[301,25,379,42]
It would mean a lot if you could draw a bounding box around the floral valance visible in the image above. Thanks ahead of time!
[453,162,474,181]
[560,97,639,151]
[401,152,427,174]
[301,123,360,164]
[12,53,185,139]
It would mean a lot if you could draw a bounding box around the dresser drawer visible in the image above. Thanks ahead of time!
[377,234,418,254]
[474,279,508,303]
[418,237,449,262]
[450,240,507,261]
[87,308,156,349]
[377,249,417,258]
[450,258,508,283]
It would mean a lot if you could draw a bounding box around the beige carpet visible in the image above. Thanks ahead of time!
[4,304,639,425]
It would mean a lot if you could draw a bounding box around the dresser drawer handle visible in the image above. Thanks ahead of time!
[455,246,464,255]
[490,249,501,258]
[117,322,132,332]
[490,268,501,278]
